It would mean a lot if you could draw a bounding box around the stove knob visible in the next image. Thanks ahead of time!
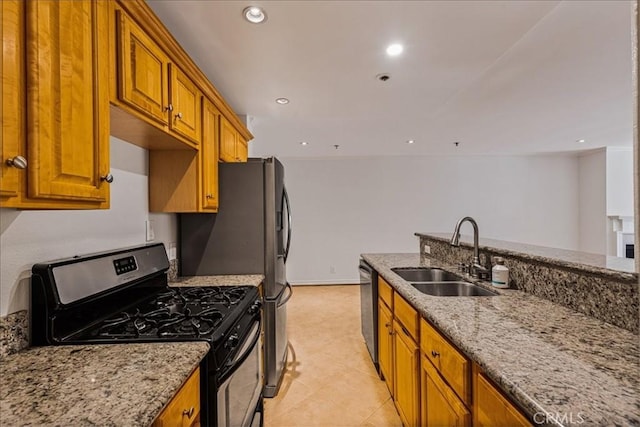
[225,334,240,350]
[249,301,261,314]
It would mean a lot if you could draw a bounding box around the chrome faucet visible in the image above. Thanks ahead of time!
[450,216,489,279]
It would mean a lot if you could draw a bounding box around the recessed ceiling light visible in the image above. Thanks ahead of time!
[386,43,403,56]
[243,6,267,24]
[406,140,415,144]
[300,141,308,146]
[275,98,289,105]
[577,139,586,143]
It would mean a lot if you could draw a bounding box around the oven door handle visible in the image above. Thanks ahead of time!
[219,318,262,383]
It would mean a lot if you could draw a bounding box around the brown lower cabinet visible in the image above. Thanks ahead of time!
[474,365,532,427]
[152,367,200,427]
[377,274,532,427]
[421,355,470,426]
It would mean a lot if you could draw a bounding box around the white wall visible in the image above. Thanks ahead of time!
[606,147,634,216]
[0,137,177,316]
[280,155,580,285]
[578,149,607,254]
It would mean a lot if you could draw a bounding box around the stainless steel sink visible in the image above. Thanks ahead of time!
[391,267,460,282]
[411,282,498,297]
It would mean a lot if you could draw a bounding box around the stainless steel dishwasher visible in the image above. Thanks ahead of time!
[359,259,378,371]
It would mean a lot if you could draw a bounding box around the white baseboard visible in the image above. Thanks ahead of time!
[290,280,359,286]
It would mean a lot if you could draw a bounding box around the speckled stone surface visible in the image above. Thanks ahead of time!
[167,259,179,281]
[362,253,640,427]
[0,342,209,426]
[170,274,264,287]
[0,311,29,359]
[417,234,639,333]
[417,232,637,278]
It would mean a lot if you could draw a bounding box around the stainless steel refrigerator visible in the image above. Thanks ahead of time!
[179,157,292,398]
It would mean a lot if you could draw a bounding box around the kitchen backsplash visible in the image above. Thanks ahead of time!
[0,311,29,359]
[168,259,178,281]
[418,234,639,334]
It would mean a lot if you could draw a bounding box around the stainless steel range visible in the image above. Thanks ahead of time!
[30,243,263,427]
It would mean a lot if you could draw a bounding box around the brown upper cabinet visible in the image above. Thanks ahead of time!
[149,97,220,213]
[1,0,111,209]
[2,0,252,211]
[220,115,248,163]
[114,10,202,148]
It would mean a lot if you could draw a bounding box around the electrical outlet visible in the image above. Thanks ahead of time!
[423,244,431,254]
[145,220,155,242]
[330,266,336,274]
[168,242,177,260]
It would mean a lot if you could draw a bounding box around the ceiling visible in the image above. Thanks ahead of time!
[147,0,634,158]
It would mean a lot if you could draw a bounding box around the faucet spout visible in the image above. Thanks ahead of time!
[450,216,480,265]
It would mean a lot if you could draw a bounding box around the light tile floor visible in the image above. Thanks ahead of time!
[264,285,402,427]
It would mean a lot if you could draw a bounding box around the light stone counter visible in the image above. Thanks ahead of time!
[362,253,640,427]
[0,342,209,426]
[170,274,264,287]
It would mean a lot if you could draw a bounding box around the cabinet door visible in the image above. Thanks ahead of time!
[236,135,248,162]
[169,64,201,144]
[201,98,219,211]
[378,300,394,395]
[153,368,200,427]
[219,115,238,162]
[117,9,169,125]
[475,373,531,427]
[1,0,24,201]
[422,356,470,427]
[26,0,110,204]
[393,319,420,427]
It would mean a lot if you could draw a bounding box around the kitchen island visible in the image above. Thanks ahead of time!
[363,253,639,426]
[0,342,209,426]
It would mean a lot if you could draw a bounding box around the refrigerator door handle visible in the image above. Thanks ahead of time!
[277,282,293,308]
[283,186,292,263]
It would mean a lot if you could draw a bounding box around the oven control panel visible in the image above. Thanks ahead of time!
[113,256,138,275]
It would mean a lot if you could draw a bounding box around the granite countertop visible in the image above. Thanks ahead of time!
[416,232,637,279]
[362,253,640,427]
[170,274,264,287]
[0,342,210,426]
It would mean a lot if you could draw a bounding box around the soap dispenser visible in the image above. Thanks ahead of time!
[491,257,509,289]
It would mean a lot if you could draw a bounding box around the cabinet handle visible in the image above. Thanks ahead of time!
[165,104,174,112]
[6,156,27,169]
[206,194,214,199]
[182,407,195,419]
[431,350,440,358]
[100,173,114,183]
[175,112,183,120]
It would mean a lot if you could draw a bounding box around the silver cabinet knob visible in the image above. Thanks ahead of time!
[100,173,114,183]
[165,104,174,112]
[206,193,214,199]
[182,407,195,418]
[6,155,27,169]
[175,112,183,120]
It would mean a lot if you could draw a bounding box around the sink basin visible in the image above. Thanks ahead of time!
[391,267,460,282]
[411,282,498,297]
